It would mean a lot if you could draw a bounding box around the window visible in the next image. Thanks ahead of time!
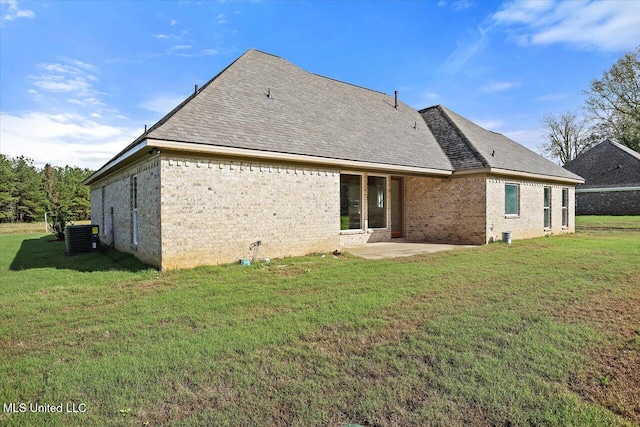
[505,184,519,216]
[543,187,551,229]
[367,176,387,229]
[131,175,138,245]
[562,188,569,227]
[340,174,362,230]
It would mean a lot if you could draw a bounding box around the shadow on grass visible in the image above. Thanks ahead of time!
[9,235,153,272]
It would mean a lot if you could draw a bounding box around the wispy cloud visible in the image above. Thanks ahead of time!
[0,111,140,168]
[218,13,226,24]
[479,80,519,93]
[473,118,505,130]
[2,0,35,21]
[28,60,102,106]
[169,44,192,51]
[440,26,488,73]
[437,0,473,11]
[169,19,180,26]
[494,0,640,51]
[138,94,186,115]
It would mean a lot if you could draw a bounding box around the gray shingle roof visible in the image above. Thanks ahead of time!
[420,105,584,182]
[563,139,640,188]
[145,49,453,172]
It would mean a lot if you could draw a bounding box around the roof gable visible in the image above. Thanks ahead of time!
[145,49,453,172]
[563,139,640,187]
[421,105,584,182]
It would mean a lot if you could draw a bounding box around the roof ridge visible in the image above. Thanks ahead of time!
[608,139,640,161]
[435,105,489,168]
[99,49,258,166]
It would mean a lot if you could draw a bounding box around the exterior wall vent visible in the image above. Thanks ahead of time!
[65,225,100,256]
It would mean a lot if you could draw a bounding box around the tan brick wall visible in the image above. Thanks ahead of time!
[89,157,162,267]
[160,156,340,269]
[404,175,487,245]
[486,177,576,243]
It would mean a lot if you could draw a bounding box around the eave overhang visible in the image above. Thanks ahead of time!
[453,167,585,185]
[84,138,453,186]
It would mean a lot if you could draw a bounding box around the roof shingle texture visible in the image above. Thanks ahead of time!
[563,140,640,188]
[420,105,584,181]
[146,49,453,172]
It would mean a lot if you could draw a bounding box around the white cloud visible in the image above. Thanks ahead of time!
[169,19,180,26]
[440,26,489,73]
[169,44,192,51]
[2,0,34,21]
[152,33,169,39]
[473,118,505,131]
[0,112,140,169]
[218,13,226,24]
[494,0,640,51]
[502,127,545,153]
[479,80,519,93]
[452,0,472,11]
[138,94,186,115]
[27,60,103,107]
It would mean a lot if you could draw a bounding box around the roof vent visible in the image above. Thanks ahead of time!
[394,90,398,109]
[267,88,272,99]
[491,150,495,157]
[195,84,199,93]
[144,124,147,133]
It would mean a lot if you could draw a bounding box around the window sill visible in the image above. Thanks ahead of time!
[504,215,520,219]
[340,229,365,235]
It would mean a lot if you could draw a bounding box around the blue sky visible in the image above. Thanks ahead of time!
[1,0,639,169]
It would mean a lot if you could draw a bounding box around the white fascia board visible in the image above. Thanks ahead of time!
[148,139,453,177]
[576,186,640,193]
[454,167,584,184]
[84,139,148,185]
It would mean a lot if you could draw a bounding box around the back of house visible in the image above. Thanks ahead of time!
[85,49,583,270]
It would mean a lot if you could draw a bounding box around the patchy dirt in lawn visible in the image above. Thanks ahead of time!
[554,274,640,424]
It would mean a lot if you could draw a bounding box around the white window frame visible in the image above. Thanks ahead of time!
[366,173,389,230]
[562,188,569,228]
[131,175,138,245]
[340,172,364,233]
[543,186,551,229]
[505,183,520,217]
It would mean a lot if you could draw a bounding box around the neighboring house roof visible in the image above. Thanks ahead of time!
[563,139,640,188]
[420,105,584,183]
[85,49,583,185]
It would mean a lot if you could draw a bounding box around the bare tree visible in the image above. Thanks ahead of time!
[584,46,640,152]
[540,112,596,164]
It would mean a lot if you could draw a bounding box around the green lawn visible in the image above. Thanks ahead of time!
[575,215,640,230]
[1,228,639,426]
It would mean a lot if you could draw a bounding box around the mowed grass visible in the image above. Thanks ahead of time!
[576,215,640,230]
[1,228,639,426]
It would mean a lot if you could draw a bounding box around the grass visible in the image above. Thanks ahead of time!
[0,221,91,236]
[575,215,640,230]
[1,224,639,426]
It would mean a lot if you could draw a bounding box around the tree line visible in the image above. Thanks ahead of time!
[541,46,640,164]
[0,155,94,231]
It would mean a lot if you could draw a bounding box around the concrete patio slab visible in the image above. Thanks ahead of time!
[341,242,479,260]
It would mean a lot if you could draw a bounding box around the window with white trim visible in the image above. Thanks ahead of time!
[543,186,551,229]
[562,188,569,227]
[367,175,387,229]
[340,174,362,230]
[505,183,519,216]
[131,175,138,245]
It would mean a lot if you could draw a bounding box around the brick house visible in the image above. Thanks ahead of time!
[563,139,640,215]
[84,49,583,270]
